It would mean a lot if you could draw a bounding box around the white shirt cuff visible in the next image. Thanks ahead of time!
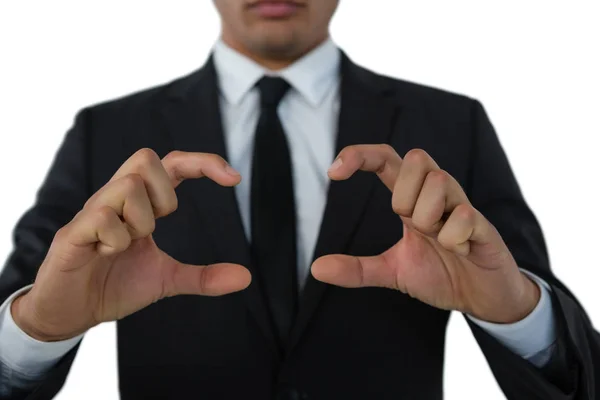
[468,269,556,365]
[0,285,83,377]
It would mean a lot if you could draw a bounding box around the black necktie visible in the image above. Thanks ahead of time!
[251,76,298,346]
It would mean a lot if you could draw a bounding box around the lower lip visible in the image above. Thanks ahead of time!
[252,2,299,18]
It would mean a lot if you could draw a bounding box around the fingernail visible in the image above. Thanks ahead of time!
[329,158,343,172]
[225,165,240,176]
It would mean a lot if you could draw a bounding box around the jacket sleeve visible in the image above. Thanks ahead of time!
[465,99,599,399]
[0,110,93,400]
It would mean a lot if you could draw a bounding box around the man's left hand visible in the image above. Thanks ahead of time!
[312,145,540,324]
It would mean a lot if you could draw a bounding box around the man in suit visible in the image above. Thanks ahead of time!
[0,1,598,399]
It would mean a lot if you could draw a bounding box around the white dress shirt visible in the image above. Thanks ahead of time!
[0,38,557,395]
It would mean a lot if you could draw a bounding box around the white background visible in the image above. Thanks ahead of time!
[1,1,599,399]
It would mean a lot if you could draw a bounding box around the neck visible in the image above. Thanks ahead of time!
[220,35,329,71]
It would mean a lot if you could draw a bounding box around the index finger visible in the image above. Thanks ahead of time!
[161,150,241,189]
[327,144,402,191]
[110,149,240,217]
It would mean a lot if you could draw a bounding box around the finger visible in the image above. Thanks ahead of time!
[411,170,470,236]
[110,148,178,217]
[437,204,492,257]
[161,151,241,189]
[87,174,156,239]
[110,149,241,218]
[327,144,402,190]
[65,206,131,255]
[311,253,399,290]
[391,149,440,217]
[166,262,252,297]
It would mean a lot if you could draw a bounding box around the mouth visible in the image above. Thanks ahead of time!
[247,1,305,19]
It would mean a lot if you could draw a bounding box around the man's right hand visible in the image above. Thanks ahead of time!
[11,149,251,342]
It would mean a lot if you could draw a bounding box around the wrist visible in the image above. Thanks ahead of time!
[516,273,542,320]
[11,292,74,342]
[500,274,541,323]
[469,272,541,324]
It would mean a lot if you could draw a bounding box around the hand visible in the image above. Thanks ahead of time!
[12,149,251,342]
[312,146,540,324]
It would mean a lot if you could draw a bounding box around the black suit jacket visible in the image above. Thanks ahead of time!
[1,54,599,400]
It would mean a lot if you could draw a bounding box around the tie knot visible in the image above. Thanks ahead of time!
[257,76,290,107]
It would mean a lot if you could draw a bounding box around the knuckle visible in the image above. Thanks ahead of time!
[53,225,71,242]
[379,143,396,157]
[95,206,117,227]
[163,150,182,163]
[404,148,429,165]
[202,153,228,171]
[84,189,105,209]
[134,148,160,168]
[340,146,359,161]
[121,173,145,192]
[208,153,227,165]
[455,203,475,221]
[427,169,450,186]
[83,195,95,209]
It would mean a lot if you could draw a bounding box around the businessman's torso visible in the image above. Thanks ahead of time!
[83,56,473,400]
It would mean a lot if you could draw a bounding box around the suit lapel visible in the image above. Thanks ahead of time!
[159,58,279,354]
[288,54,403,352]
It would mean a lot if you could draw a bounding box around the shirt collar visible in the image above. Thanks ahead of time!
[212,38,340,107]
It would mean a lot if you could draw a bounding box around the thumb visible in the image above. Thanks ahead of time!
[166,262,251,297]
[311,253,398,290]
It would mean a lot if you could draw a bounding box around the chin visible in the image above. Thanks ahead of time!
[252,34,303,58]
